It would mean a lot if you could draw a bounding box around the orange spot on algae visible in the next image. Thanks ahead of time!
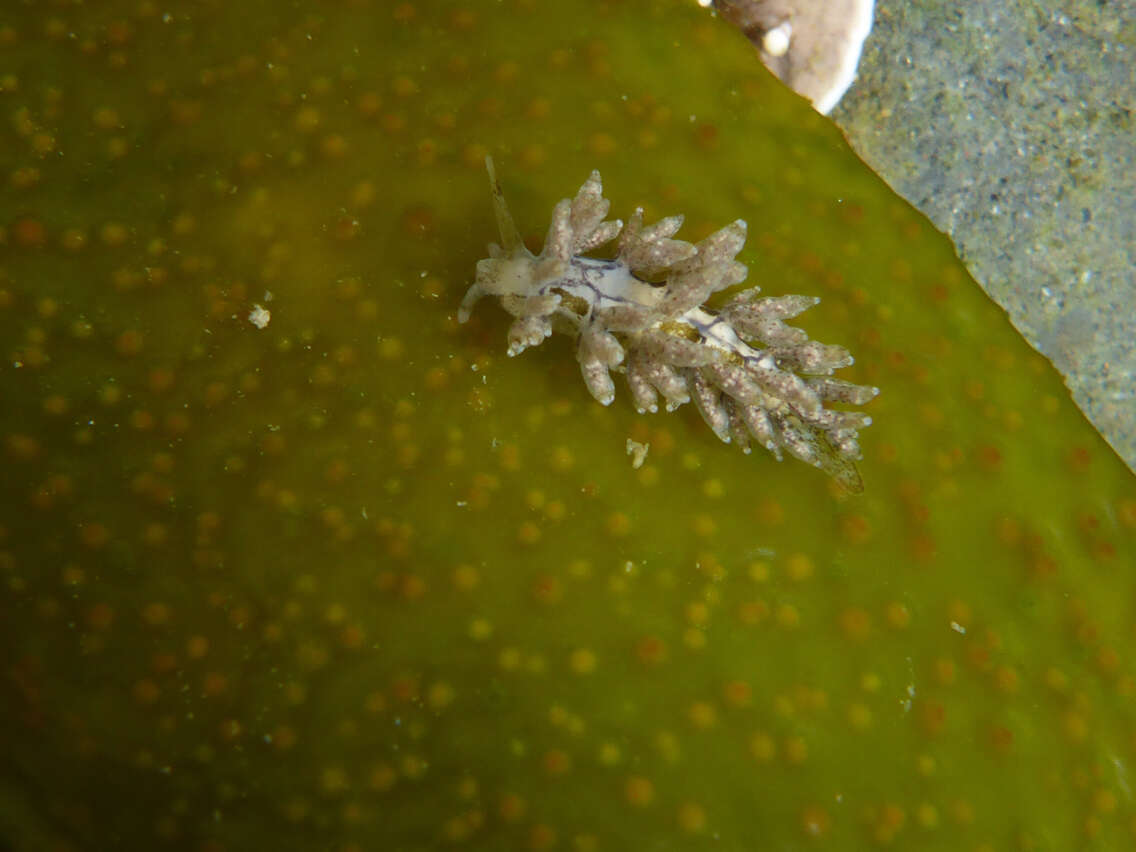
[685,601,710,627]
[748,560,771,582]
[461,142,490,169]
[401,205,434,238]
[548,446,575,471]
[694,122,719,152]
[775,603,800,630]
[840,513,872,545]
[202,672,228,697]
[587,132,618,157]
[782,735,808,765]
[692,513,717,537]
[426,681,455,711]
[498,443,521,471]
[12,218,47,247]
[1063,444,1093,474]
[78,522,110,550]
[401,755,427,780]
[340,624,366,649]
[217,718,245,743]
[737,599,770,625]
[987,723,1014,755]
[749,731,776,762]
[914,802,939,828]
[331,214,361,241]
[517,521,542,545]
[129,409,155,431]
[965,640,992,672]
[870,803,906,845]
[452,564,480,591]
[541,749,571,777]
[933,658,957,686]
[885,601,911,629]
[83,604,112,631]
[677,801,707,834]
[785,553,814,581]
[150,654,178,677]
[441,811,483,843]
[687,701,717,729]
[475,96,502,120]
[1117,498,1136,528]
[517,143,547,170]
[293,105,321,133]
[975,443,1004,473]
[448,9,476,30]
[114,329,144,356]
[683,627,707,650]
[695,552,725,580]
[1096,645,1121,678]
[100,221,131,247]
[498,792,527,822]
[133,679,160,705]
[949,799,975,827]
[801,804,831,837]
[568,648,596,675]
[839,607,872,641]
[11,166,41,189]
[722,680,752,707]
[528,824,556,851]
[635,635,668,666]
[6,434,40,461]
[992,665,1020,694]
[186,636,209,659]
[875,441,899,464]
[847,702,873,730]
[623,775,654,806]
[916,700,946,737]
[140,602,170,627]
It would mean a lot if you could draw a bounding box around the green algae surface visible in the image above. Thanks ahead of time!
[1,1,1135,850]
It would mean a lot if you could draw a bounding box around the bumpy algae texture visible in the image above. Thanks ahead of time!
[1,1,1134,850]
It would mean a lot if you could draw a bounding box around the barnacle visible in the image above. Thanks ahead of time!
[461,159,879,491]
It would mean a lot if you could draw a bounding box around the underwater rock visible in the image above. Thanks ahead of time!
[832,0,1136,474]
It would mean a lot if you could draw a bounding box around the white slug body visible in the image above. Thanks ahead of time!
[459,158,878,492]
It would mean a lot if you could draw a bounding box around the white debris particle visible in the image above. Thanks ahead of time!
[762,22,792,57]
[625,438,650,469]
[248,304,271,329]
[949,621,966,635]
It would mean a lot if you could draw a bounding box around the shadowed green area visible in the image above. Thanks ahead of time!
[1,1,1134,850]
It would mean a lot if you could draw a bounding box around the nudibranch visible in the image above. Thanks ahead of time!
[459,158,879,491]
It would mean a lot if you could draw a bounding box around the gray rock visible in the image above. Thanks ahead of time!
[831,0,1136,472]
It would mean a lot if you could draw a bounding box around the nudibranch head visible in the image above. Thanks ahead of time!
[460,158,878,492]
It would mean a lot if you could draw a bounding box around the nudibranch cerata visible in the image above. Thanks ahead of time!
[459,158,878,492]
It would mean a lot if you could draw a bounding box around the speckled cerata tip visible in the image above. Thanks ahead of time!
[460,157,879,491]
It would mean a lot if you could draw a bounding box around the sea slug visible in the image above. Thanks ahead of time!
[459,158,878,492]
